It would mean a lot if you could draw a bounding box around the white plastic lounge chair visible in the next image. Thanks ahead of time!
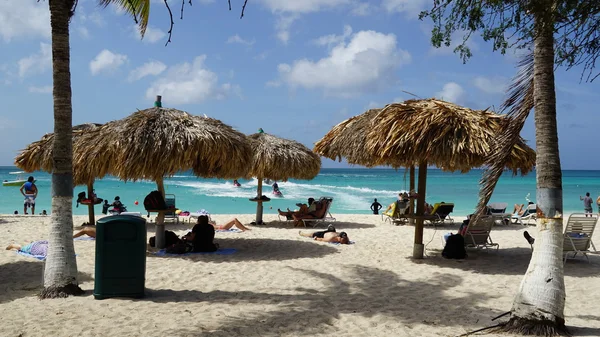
[488,202,511,225]
[563,213,598,263]
[464,216,499,250]
[382,200,409,225]
[511,203,537,225]
[300,197,336,228]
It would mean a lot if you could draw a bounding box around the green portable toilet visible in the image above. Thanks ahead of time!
[94,215,147,299]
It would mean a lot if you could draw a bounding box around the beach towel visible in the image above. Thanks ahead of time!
[74,237,95,241]
[215,229,241,233]
[16,250,46,261]
[154,248,237,257]
[328,241,355,245]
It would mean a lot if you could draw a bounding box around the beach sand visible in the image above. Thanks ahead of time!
[0,213,599,337]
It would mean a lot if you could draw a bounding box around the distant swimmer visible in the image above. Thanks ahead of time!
[233,179,241,187]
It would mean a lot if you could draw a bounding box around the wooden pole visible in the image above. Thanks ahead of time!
[87,182,95,226]
[413,161,427,259]
[155,178,166,248]
[409,165,415,226]
[256,177,264,224]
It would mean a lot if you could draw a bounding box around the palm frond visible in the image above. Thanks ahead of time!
[473,52,535,221]
[99,0,150,37]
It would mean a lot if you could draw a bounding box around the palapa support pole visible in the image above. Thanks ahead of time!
[413,161,427,259]
[409,165,415,226]
[255,177,264,224]
[87,182,95,226]
[155,178,166,248]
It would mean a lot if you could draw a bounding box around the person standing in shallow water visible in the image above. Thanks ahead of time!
[580,192,593,217]
[370,198,382,215]
[19,176,37,215]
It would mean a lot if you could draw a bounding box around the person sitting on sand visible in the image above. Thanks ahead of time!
[299,226,350,244]
[278,198,316,219]
[184,215,219,252]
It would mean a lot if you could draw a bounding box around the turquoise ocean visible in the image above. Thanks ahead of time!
[1,166,598,216]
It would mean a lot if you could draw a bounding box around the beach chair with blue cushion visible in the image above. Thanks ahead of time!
[382,200,409,225]
[163,194,179,223]
[300,197,337,228]
[563,213,598,263]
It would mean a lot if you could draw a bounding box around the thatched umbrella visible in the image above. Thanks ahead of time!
[15,123,106,225]
[83,96,252,248]
[247,129,321,224]
[315,98,535,258]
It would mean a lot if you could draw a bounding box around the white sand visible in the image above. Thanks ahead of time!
[0,213,599,337]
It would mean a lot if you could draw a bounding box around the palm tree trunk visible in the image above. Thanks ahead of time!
[40,0,83,298]
[502,5,567,334]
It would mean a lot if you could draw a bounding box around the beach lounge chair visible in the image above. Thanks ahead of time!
[488,202,511,225]
[563,213,598,263]
[300,197,337,228]
[424,203,455,226]
[463,215,499,250]
[382,200,409,225]
[163,194,179,223]
[511,203,537,225]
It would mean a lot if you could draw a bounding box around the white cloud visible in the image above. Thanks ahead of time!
[266,80,281,87]
[132,25,166,43]
[435,82,465,103]
[29,85,52,94]
[382,0,430,17]
[473,76,507,94]
[226,34,255,46]
[145,55,238,104]
[0,0,50,42]
[277,28,411,97]
[254,52,269,60]
[312,25,352,47]
[128,61,167,82]
[78,27,91,39]
[258,0,355,43]
[18,43,52,78]
[351,3,372,16]
[90,50,128,75]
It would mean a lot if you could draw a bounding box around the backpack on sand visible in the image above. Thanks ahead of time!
[442,234,467,259]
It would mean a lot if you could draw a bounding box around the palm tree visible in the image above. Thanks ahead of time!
[41,0,149,298]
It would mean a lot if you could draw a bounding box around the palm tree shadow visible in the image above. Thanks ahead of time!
[149,265,499,336]
[0,260,93,303]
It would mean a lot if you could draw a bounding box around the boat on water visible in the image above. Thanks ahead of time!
[2,171,33,187]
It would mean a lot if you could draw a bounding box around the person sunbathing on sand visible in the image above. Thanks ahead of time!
[211,218,251,231]
[299,226,350,244]
[7,228,99,256]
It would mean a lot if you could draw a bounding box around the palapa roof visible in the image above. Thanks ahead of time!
[315,98,535,174]
[15,123,105,186]
[79,107,252,182]
[247,131,321,181]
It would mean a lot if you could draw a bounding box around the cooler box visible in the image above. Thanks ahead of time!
[94,215,147,299]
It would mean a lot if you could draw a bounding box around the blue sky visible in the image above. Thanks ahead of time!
[1,0,598,169]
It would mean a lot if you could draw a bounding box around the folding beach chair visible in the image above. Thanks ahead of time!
[300,197,337,228]
[563,213,598,263]
[382,200,409,225]
[163,194,179,223]
[424,203,455,226]
[488,202,511,225]
[463,215,499,250]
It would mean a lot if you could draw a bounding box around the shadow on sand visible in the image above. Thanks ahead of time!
[147,238,340,262]
[0,260,93,303]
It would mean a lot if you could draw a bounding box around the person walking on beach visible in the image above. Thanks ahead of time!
[580,192,593,217]
[370,198,382,215]
[19,176,37,215]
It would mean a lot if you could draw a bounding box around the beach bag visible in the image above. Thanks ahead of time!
[144,191,167,211]
[442,234,467,259]
[76,191,86,208]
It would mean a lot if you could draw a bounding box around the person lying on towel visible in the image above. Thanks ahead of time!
[299,225,350,244]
